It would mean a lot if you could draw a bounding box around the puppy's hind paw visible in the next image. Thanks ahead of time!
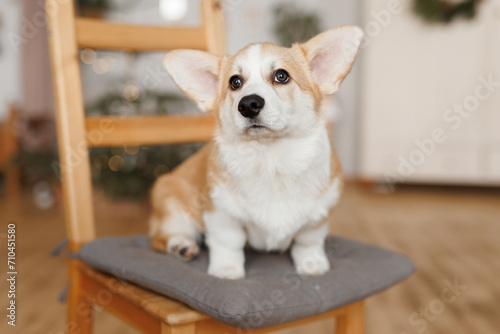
[167,235,200,261]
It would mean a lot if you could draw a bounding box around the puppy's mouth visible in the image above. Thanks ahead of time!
[249,124,267,130]
[242,122,286,139]
[245,120,270,132]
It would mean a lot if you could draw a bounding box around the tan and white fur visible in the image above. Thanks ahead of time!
[149,26,363,279]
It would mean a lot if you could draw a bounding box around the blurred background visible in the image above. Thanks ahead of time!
[0,0,499,333]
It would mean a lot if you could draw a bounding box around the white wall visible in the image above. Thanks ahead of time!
[0,0,22,121]
[360,0,500,185]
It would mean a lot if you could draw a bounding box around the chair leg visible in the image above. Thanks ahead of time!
[336,301,364,334]
[161,323,196,334]
[67,265,94,334]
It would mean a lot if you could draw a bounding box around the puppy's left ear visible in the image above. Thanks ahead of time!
[163,50,221,112]
[301,26,363,95]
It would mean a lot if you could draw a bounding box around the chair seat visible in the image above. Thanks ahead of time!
[79,235,414,329]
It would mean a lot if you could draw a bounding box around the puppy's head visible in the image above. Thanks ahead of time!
[164,26,363,140]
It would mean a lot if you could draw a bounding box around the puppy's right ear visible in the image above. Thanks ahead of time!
[163,50,221,112]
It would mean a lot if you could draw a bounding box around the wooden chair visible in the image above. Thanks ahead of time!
[46,0,364,333]
[0,106,20,205]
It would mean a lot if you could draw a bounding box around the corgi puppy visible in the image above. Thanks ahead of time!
[149,26,363,279]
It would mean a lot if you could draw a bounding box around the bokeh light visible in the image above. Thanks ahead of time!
[92,58,110,74]
[123,80,140,101]
[33,181,55,209]
[125,145,140,155]
[80,48,97,64]
[108,155,124,171]
[159,0,188,21]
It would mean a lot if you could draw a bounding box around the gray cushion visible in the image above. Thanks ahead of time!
[79,235,414,329]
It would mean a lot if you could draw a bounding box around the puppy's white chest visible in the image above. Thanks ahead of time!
[213,135,340,251]
[235,174,340,250]
[246,176,318,243]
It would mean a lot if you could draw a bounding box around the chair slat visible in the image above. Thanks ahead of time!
[85,115,216,147]
[46,0,96,249]
[76,18,208,51]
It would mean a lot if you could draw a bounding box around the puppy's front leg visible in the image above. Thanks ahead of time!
[204,210,246,279]
[291,223,330,276]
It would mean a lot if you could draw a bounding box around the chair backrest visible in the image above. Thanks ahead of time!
[46,0,225,252]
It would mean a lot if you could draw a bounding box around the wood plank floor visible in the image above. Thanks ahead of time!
[1,183,499,334]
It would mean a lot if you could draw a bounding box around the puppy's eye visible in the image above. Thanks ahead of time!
[229,75,243,90]
[274,69,290,84]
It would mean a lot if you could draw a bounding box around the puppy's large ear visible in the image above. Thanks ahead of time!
[301,26,363,95]
[163,50,220,112]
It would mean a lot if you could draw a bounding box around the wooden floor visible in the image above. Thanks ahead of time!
[1,183,499,334]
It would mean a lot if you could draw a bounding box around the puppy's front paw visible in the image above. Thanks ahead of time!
[292,246,331,276]
[167,235,200,261]
[208,264,245,280]
[295,256,330,276]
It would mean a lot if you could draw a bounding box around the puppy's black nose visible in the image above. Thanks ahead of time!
[238,94,265,119]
